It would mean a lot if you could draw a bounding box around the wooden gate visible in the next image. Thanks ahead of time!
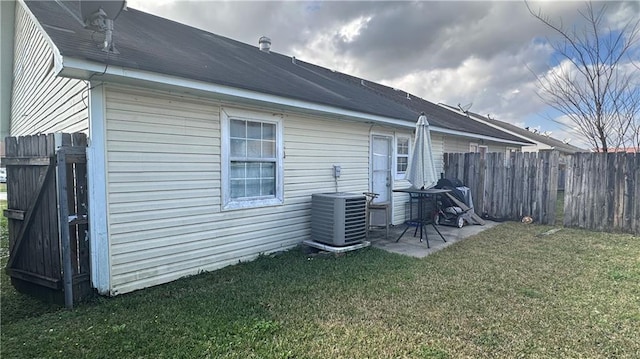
[2,133,90,307]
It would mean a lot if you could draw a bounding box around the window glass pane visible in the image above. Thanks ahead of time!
[397,157,408,173]
[231,139,246,157]
[247,121,262,139]
[246,162,261,178]
[230,162,245,179]
[245,179,261,197]
[247,139,261,157]
[226,116,280,204]
[397,138,409,154]
[262,141,275,158]
[230,120,245,138]
[230,179,245,198]
[261,162,275,177]
[262,123,275,140]
[261,179,275,196]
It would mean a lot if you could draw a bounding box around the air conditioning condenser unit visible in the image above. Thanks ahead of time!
[311,192,366,246]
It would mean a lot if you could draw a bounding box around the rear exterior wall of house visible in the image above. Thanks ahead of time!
[104,84,393,294]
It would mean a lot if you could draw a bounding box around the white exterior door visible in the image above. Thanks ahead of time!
[371,135,392,225]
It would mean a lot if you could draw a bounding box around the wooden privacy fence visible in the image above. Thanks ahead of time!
[443,151,559,225]
[564,153,639,235]
[2,133,90,308]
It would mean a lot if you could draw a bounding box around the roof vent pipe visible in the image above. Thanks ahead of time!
[259,36,271,52]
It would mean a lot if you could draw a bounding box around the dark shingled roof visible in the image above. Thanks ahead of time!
[441,104,583,153]
[25,1,529,144]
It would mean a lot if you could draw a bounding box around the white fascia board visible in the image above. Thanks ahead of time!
[429,126,532,146]
[17,0,64,74]
[58,57,415,129]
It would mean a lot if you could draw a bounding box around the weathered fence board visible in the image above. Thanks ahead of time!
[443,151,559,225]
[2,133,90,307]
[564,153,639,235]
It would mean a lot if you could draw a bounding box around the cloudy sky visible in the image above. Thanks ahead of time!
[126,0,640,149]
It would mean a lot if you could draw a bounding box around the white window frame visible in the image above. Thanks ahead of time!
[478,145,488,159]
[395,135,411,179]
[470,142,488,159]
[221,107,284,210]
[505,146,519,155]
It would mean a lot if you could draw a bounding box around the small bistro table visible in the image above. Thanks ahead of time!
[392,187,451,248]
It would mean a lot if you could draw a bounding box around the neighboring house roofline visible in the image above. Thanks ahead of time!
[428,126,530,146]
[439,103,584,153]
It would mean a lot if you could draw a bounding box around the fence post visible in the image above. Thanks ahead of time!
[55,134,73,310]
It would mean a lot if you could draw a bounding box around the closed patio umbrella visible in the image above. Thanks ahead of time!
[405,112,438,189]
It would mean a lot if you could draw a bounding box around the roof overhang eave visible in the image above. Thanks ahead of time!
[58,57,416,129]
[58,57,534,147]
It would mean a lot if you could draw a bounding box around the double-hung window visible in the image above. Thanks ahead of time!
[396,136,410,179]
[221,108,283,210]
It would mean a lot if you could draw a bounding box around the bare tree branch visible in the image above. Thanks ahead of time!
[525,1,640,152]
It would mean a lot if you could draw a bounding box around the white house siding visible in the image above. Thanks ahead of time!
[104,85,372,294]
[442,136,474,153]
[431,133,445,175]
[10,4,87,136]
[522,143,552,152]
[284,115,369,195]
[442,136,510,155]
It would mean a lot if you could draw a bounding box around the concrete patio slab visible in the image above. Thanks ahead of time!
[368,220,501,258]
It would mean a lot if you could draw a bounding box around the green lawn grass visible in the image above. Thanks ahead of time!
[556,190,565,225]
[0,183,6,192]
[1,203,639,358]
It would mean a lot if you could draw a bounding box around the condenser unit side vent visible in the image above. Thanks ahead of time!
[311,192,366,246]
